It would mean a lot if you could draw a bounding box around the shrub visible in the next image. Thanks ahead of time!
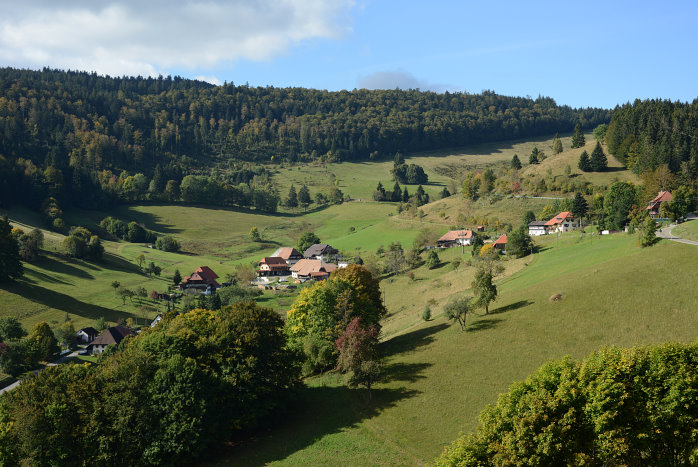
[155,236,180,252]
[421,306,431,321]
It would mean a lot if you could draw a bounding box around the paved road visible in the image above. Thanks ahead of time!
[0,350,81,395]
[657,217,698,246]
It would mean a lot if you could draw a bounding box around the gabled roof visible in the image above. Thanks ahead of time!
[290,259,338,276]
[493,234,508,245]
[87,325,134,347]
[544,212,574,226]
[647,190,672,208]
[182,266,220,287]
[438,230,473,242]
[271,247,303,260]
[77,326,98,336]
[194,266,218,280]
[304,244,338,258]
[260,256,288,266]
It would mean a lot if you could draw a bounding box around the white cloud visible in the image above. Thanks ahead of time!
[0,0,354,77]
[357,70,453,93]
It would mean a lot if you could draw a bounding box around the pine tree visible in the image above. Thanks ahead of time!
[402,187,409,202]
[285,184,298,209]
[571,123,585,148]
[572,192,588,222]
[578,150,592,172]
[590,141,608,171]
[552,133,563,154]
[391,182,402,202]
[529,147,539,164]
[298,185,311,210]
[511,154,522,170]
[173,269,182,286]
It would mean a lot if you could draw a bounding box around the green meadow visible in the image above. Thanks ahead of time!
[212,234,698,466]
[673,219,698,242]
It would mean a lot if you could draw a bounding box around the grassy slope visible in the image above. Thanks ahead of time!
[213,235,698,466]
[673,219,698,242]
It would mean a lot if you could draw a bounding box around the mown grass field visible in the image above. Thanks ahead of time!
[673,219,698,242]
[212,234,698,466]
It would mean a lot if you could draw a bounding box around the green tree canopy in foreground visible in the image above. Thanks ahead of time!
[435,342,698,466]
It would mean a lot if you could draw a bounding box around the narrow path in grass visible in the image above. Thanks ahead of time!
[657,219,698,245]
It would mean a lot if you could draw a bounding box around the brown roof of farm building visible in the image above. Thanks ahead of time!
[290,259,337,277]
[493,234,507,246]
[647,190,673,209]
[181,266,220,288]
[271,247,303,260]
[438,230,474,242]
[87,325,134,348]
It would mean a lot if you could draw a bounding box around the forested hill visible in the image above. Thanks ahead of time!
[606,99,698,175]
[0,67,609,172]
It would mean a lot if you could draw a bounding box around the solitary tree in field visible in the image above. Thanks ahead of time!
[529,147,539,165]
[472,263,499,314]
[285,184,298,209]
[136,254,146,270]
[578,150,592,172]
[511,154,522,170]
[444,295,472,331]
[552,133,563,154]
[249,226,261,242]
[426,249,440,269]
[298,185,312,210]
[111,280,120,296]
[571,123,585,148]
[336,317,381,400]
[590,142,608,171]
[173,269,182,287]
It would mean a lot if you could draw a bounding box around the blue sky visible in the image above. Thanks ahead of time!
[2,1,697,108]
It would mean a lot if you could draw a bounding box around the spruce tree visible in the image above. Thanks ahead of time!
[578,150,592,172]
[552,133,563,154]
[571,123,585,148]
[572,192,588,222]
[590,141,608,171]
[391,182,402,202]
[529,147,539,164]
[298,185,311,210]
[511,154,522,170]
[402,187,409,202]
[285,184,298,208]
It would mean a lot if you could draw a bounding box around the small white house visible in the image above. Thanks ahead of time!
[75,327,98,344]
[527,221,549,236]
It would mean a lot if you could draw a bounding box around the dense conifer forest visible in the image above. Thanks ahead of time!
[606,99,698,175]
[0,67,609,213]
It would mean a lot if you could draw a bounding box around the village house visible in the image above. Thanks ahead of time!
[150,314,163,328]
[437,230,474,248]
[544,212,580,233]
[86,325,134,354]
[527,220,549,236]
[290,259,337,281]
[271,247,304,266]
[75,327,98,344]
[179,266,220,293]
[303,243,340,261]
[258,256,291,276]
[493,234,507,252]
[646,190,673,219]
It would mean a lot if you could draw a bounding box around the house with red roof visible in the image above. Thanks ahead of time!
[437,229,474,248]
[258,256,291,276]
[179,266,220,292]
[646,190,672,219]
[493,234,507,252]
[544,212,580,233]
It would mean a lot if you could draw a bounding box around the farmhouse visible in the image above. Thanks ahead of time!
[493,234,507,252]
[258,256,291,276]
[528,220,549,236]
[304,244,339,261]
[86,325,134,354]
[271,247,304,265]
[179,266,220,293]
[290,259,337,280]
[150,314,163,327]
[544,212,580,233]
[437,230,474,248]
[75,327,98,344]
[646,190,673,218]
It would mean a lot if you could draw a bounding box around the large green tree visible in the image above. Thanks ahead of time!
[590,141,608,171]
[0,217,23,282]
[297,231,321,253]
[571,123,585,148]
[603,181,638,230]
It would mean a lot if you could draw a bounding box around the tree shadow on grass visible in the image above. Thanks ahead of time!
[0,281,126,324]
[382,322,450,356]
[202,384,421,467]
[22,268,73,286]
[31,254,95,280]
[382,362,432,384]
[489,299,534,315]
[467,317,502,332]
